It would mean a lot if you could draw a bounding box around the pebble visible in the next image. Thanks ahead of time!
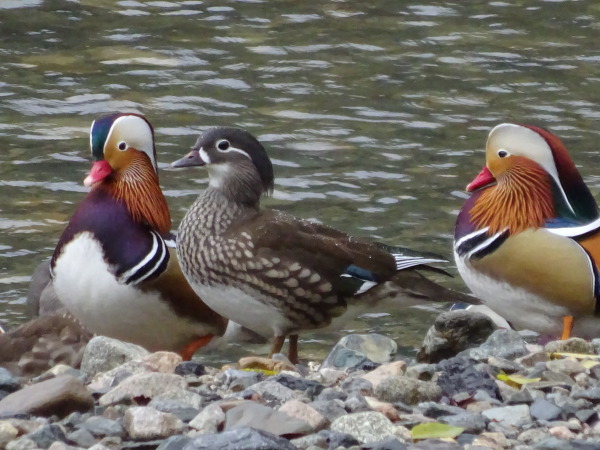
[321,333,397,370]
[123,406,185,440]
[2,322,600,450]
[330,411,399,445]
[374,375,441,405]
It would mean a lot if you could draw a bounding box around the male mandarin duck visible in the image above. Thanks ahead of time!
[50,113,227,358]
[454,123,600,340]
[172,127,478,363]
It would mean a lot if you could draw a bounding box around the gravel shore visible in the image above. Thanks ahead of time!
[1,310,600,450]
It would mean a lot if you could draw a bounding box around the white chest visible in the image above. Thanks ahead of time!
[52,232,207,351]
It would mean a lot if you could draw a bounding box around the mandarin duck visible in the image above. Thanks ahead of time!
[50,113,227,358]
[172,127,478,363]
[454,123,600,340]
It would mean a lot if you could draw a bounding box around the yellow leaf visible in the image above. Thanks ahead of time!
[411,422,464,440]
[581,360,600,369]
[550,352,600,360]
[497,372,540,389]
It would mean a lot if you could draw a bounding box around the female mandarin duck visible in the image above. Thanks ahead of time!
[50,113,227,358]
[454,123,600,340]
[172,127,477,363]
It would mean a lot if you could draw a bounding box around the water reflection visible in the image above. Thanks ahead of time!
[1,0,599,360]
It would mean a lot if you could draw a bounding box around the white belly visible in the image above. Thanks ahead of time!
[455,251,569,336]
[455,252,600,338]
[188,281,292,338]
[53,233,207,351]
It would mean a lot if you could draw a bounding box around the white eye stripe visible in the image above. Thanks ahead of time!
[217,144,252,160]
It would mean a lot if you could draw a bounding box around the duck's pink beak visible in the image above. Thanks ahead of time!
[467,165,496,192]
[84,160,112,187]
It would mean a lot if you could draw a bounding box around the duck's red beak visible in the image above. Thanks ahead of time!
[467,165,496,192]
[84,160,112,187]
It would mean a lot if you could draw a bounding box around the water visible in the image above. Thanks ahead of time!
[1,0,599,361]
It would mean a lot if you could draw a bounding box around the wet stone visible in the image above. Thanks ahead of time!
[322,334,396,371]
[417,310,496,363]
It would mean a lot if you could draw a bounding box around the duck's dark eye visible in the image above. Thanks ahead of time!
[498,150,508,158]
[217,140,230,151]
[118,142,127,151]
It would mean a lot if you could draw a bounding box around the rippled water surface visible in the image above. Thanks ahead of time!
[1,0,600,361]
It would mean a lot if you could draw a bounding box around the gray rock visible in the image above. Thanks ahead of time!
[81,415,124,437]
[374,375,441,405]
[330,411,398,445]
[529,398,563,421]
[80,336,149,377]
[123,406,185,440]
[148,398,200,423]
[417,402,465,418]
[316,387,347,402]
[317,429,360,448]
[0,368,20,393]
[289,432,328,450]
[0,375,93,418]
[409,439,461,449]
[459,329,528,361]
[224,369,261,392]
[183,426,299,450]
[189,403,225,434]
[67,427,97,448]
[405,363,436,381]
[279,399,328,432]
[544,338,593,355]
[506,388,535,405]
[344,393,371,413]
[322,334,397,370]
[99,373,187,406]
[151,389,204,410]
[439,412,488,433]
[571,387,600,401]
[5,437,38,450]
[437,356,501,400]
[309,399,347,423]
[249,380,301,406]
[417,310,496,363]
[546,358,586,376]
[269,373,324,398]
[339,377,373,397]
[24,424,66,448]
[224,401,312,436]
[482,404,532,427]
[157,435,193,450]
[369,437,408,450]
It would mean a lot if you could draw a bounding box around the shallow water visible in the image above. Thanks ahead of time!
[1,0,600,362]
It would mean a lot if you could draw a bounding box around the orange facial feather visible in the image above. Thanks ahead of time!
[470,159,555,235]
[101,153,171,234]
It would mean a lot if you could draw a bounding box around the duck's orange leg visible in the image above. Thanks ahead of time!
[180,335,213,361]
[560,316,574,340]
